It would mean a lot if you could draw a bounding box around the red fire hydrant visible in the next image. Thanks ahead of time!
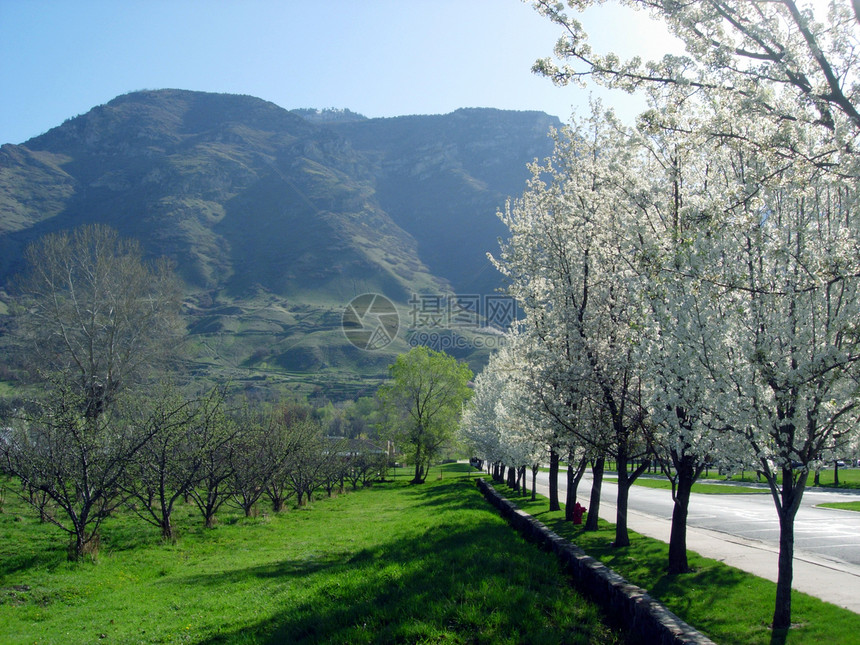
[572,502,587,525]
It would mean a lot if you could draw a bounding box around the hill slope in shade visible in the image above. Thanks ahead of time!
[0,90,560,398]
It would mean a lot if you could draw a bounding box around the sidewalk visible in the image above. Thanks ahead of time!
[530,479,860,614]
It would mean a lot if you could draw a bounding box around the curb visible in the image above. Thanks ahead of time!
[477,478,716,645]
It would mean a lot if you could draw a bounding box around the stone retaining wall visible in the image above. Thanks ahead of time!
[477,478,716,645]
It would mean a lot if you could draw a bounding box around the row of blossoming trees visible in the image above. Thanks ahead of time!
[461,0,860,635]
[0,225,387,561]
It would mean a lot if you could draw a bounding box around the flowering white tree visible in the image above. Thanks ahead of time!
[701,132,860,631]
[619,108,735,574]
[530,0,860,152]
[460,343,548,497]
[528,1,860,633]
[460,358,507,471]
[493,109,652,547]
[635,101,860,629]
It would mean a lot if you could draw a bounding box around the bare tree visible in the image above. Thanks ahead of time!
[284,420,329,506]
[13,224,181,419]
[122,385,226,542]
[229,403,305,517]
[3,384,157,560]
[265,401,313,512]
[185,405,239,529]
[2,224,182,559]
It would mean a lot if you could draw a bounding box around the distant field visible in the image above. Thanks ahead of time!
[0,466,624,644]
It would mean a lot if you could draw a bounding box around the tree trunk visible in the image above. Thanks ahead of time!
[772,509,796,642]
[614,462,631,548]
[531,464,538,501]
[613,441,650,547]
[69,529,99,561]
[668,464,694,574]
[585,456,604,531]
[506,464,517,489]
[834,461,840,486]
[564,456,587,521]
[549,449,560,512]
[770,468,805,641]
[565,461,576,521]
[160,514,175,542]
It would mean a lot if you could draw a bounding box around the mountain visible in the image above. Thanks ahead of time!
[0,89,560,399]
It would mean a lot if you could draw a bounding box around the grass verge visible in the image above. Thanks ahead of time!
[725,467,860,490]
[0,466,626,645]
[817,501,860,512]
[605,476,768,495]
[547,463,860,491]
[491,482,860,645]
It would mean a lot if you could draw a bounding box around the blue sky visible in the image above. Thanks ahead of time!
[1,0,678,145]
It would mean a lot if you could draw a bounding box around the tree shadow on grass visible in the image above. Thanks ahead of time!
[398,478,498,512]
[188,484,632,645]
[646,556,780,643]
[536,512,774,643]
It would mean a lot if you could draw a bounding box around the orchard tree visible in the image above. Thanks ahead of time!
[122,383,204,542]
[3,385,158,560]
[2,224,182,559]
[265,401,314,512]
[283,419,330,506]
[186,405,240,529]
[229,404,297,517]
[13,224,181,419]
[379,347,473,484]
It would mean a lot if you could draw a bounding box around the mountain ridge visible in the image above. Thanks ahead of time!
[0,89,560,398]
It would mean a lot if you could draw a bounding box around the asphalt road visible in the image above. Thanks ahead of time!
[527,469,860,612]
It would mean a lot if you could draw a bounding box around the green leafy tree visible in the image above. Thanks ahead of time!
[378,347,473,484]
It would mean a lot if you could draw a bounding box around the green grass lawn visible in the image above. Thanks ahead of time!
[548,463,860,492]
[817,501,860,512]
[720,466,860,489]
[605,476,768,495]
[0,466,625,645]
[492,482,860,645]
